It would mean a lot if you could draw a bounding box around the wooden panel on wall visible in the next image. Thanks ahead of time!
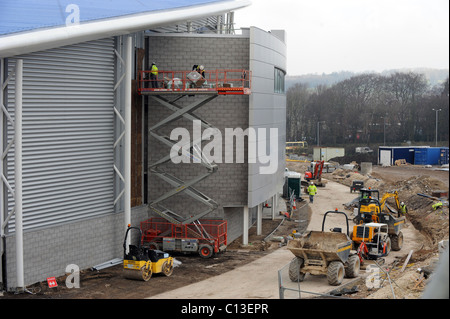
[131,48,145,207]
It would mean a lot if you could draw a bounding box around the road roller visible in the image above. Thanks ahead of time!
[123,225,174,281]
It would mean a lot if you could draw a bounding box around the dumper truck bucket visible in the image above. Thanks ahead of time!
[287,231,352,264]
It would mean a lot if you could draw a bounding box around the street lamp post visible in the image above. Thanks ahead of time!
[432,108,441,146]
[317,121,325,146]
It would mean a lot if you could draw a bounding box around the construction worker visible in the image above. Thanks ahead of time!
[198,65,205,78]
[193,64,205,78]
[399,201,408,216]
[307,182,317,204]
[432,202,443,211]
[150,62,158,88]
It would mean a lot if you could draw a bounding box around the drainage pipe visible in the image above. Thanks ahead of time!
[124,36,132,249]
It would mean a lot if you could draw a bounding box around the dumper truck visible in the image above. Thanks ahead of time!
[287,210,360,286]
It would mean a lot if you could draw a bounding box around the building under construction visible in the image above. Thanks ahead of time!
[0,0,286,291]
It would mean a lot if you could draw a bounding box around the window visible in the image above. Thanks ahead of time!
[274,67,286,93]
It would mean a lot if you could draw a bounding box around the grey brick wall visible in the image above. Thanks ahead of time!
[146,35,250,230]
[223,206,257,243]
[147,35,250,72]
[4,206,147,289]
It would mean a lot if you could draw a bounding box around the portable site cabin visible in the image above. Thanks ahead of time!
[313,147,345,162]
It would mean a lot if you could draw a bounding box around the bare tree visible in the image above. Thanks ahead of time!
[286,72,448,147]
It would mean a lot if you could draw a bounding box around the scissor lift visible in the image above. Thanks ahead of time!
[138,69,251,96]
[139,69,251,228]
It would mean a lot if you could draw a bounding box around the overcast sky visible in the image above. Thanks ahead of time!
[234,0,449,76]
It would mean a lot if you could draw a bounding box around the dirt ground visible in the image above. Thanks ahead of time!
[0,201,307,299]
[1,160,448,299]
[287,160,449,299]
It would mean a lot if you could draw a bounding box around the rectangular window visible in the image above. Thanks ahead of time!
[274,67,286,93]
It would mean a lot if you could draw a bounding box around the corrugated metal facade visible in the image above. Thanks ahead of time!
[5,38,115,231]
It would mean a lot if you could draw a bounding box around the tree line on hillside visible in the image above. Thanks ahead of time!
[286,72,449,147]
[286,68,449,90]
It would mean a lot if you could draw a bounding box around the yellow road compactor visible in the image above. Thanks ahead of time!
[123,225,174,281]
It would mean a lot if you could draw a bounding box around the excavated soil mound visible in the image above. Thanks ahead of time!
[328,168,448,299]
[328,168,449,260]
[327,168,385,191]
[386,175,448,249]
[329,153,378,165]
[329,170,449,247]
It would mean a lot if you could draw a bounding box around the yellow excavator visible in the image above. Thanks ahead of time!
[352,189,405,251]
[355,189,402,220]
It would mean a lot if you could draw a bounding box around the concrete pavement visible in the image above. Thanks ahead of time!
[149,180,360,299]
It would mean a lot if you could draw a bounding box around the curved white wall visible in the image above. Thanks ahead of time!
[248,27,287,207]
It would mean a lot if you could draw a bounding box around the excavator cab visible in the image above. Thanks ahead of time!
[359,188,379,201]
[355,188,382,224]
[303,160,326,187]
[355,199,382,224]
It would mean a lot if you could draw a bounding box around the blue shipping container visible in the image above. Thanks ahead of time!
[414,147,441,165]
[440,147,449,165]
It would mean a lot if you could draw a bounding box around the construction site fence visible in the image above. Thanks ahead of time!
[140,217,227,250]
[138,69,251,94]
[277,261,351,299]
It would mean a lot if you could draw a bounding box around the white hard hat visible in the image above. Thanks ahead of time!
[199,65,204,70]
[310,181,314,185]
[401,202,404,205]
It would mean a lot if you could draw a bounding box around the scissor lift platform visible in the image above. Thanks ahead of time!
[138,69,251,96]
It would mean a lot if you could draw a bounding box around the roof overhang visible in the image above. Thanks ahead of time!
[0,0,251,58]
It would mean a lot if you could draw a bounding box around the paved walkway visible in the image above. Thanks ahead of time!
[149,181,359,299]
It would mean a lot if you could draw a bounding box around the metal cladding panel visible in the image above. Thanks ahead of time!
[0,0,225,35]
[248,27,287,208]
[6,38,115,231]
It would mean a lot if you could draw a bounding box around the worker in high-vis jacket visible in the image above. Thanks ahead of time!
[399,201,408,216]
[432,202,443,211]
[150,62,158,88]
[192,64,205,78]
[307,182,317,204]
